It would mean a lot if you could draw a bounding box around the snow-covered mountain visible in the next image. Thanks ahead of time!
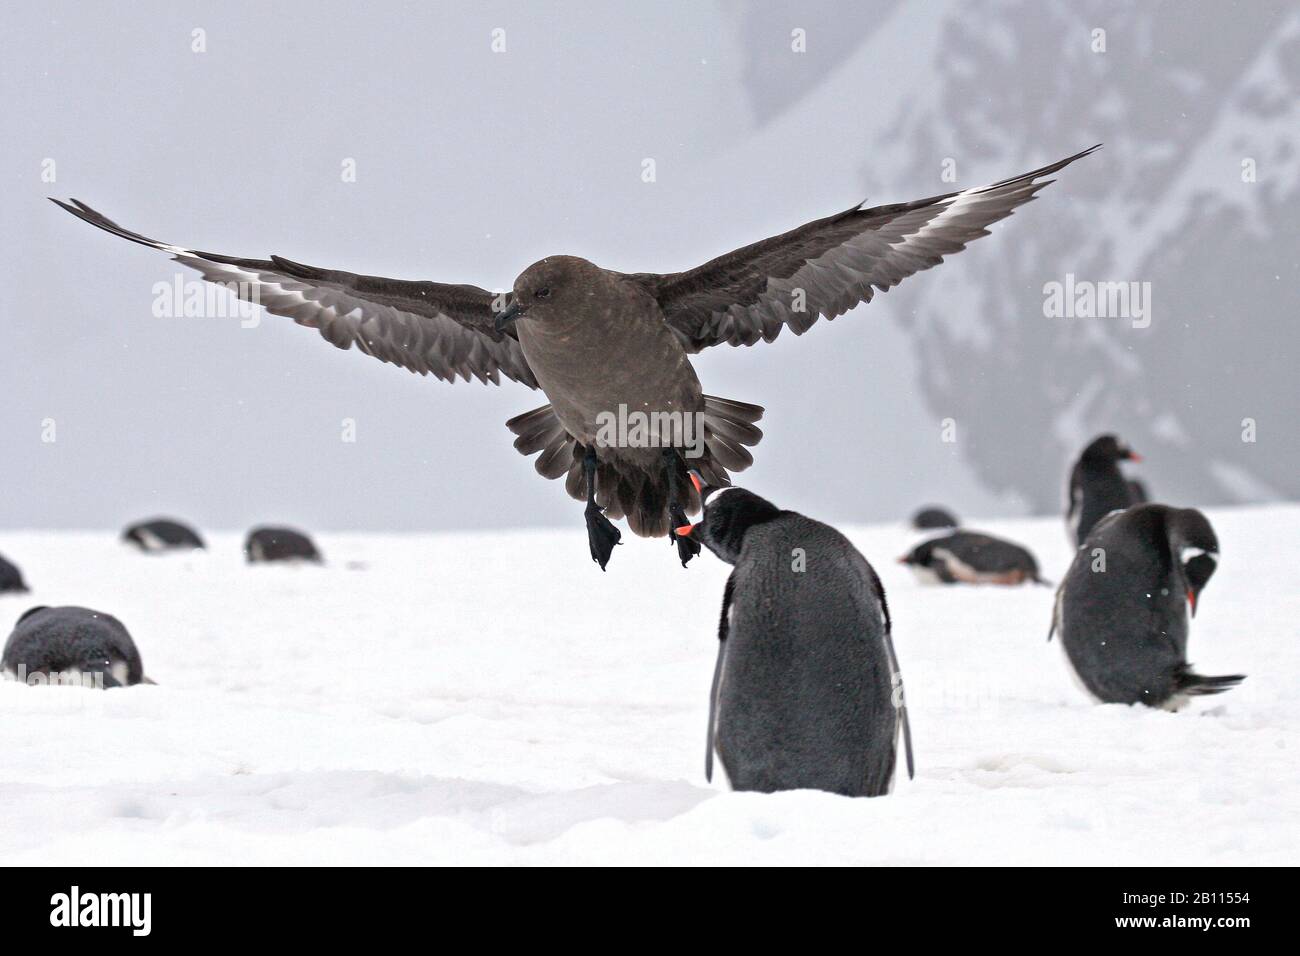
[728,0,1299,514]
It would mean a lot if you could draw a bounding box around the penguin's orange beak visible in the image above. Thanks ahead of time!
[678,471,706,537]
[1128,451,1143,462]
[1187,589,1198,616]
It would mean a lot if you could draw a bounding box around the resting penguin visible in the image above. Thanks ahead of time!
[1050,504,1244,710]
[122,517,206,552]
[900,531,1047,586]
[677,475,914,797]
[244,526,322,563]
[2,605,150,688]
[0,554,29,593]
[1067,434,1142,545]
[911,506,959,530]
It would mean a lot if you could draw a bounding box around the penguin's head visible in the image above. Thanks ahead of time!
[675,473,781,565]
[897,539,945,583]
[1082,433,1141,463]
[1167,508,1218,616]
[898,539,936,568]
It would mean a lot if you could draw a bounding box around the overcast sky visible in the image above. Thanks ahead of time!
[3,1,1291,533]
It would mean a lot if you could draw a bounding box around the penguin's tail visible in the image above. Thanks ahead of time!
[1173,665,1246,697]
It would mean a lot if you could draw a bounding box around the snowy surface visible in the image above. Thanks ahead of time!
[0,505,1294,866]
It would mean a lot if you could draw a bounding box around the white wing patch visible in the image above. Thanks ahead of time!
[898,185,984,242]
[135,528,166,552]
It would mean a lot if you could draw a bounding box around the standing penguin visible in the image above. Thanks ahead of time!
[1051,505,1244,709]
[1067,434,1142,545]
[677,476,913,797]
[2,605,150,688]
[0,554,29,594]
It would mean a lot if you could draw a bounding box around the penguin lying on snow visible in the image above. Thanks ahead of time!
[2,606,150,688]
[677,475,914,797]
[245,526,322,563]
[900,531,1047,586]
[0,554,28,593]
[1051,504,1243,710]
[122,517,205,552]
[911,506,959,530]
[1067,434,1143,545]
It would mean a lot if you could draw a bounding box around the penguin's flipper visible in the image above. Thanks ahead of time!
[883,628,915,781]
[900,690,915,781]
[706,572,735,783]
[1047,583,1065,642]
[867,562,913,781]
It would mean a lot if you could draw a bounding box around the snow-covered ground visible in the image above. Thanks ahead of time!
[0,504,1295,865]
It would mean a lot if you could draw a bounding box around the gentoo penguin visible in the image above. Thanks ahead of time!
[911,506,959,530]
[1051,504,1243,710]
[0,554,28,593]
[56,146,1097,571]
[2,605,150,688]
[1067,434,1142,545]
[244,526,322,563]
[677,475,914,797]
[900,531,1046,586]
[122,517,205,552]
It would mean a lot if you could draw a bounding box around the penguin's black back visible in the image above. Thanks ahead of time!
[244,526,321,563]
[123,517,205,551]
[2,605,145,688]
[716,512,900,797]
[0,554,28,593]
[1056,505,1214,707]
[1068,451,1133,546]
